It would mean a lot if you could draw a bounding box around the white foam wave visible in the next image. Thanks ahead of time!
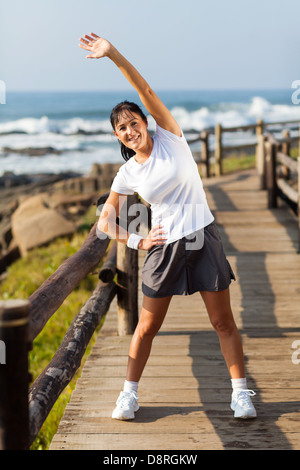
[170,105,251,131]
[60,117,112,135]
[0,131,116,154]
[0,146,123,176]
[1,97,299,138]
[171,97,300,131]
[0,132,79,151]
[0,116,112,136]
[0,116,51,134]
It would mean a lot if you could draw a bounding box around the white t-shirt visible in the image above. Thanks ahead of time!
[111,124,214,244]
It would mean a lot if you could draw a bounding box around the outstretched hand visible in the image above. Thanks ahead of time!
[78,33,113,59]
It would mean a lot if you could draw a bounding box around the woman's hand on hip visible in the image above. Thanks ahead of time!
[138,225,168,251]
[78,33,114,59]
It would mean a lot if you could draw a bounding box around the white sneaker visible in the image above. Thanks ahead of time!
[112,391,139,420]
[231,389,257,419]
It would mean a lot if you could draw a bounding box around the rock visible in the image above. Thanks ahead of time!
[0,171,81,190]
[47,193,97,218]
[2,146,62,156]
[47,193,95,210]
[11,194,77,256]
[88,162,121,178]
[0,170,102,272]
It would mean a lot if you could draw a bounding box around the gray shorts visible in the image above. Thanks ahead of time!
[142,221,235,298]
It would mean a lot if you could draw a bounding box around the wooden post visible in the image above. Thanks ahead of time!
[256,119,264,169]
[282,129,290,179]
[282,129,290,156]
[257,134,266,190]
[98,241,117,282]
[116,194,139,336]
[201,131,210,178]
[0,299,30,450]
[266,141,278,209]
[214,124,222,176]
[298,157,300,253]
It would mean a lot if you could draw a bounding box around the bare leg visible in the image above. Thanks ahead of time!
[200,288,245,379]
[126,295,172,382]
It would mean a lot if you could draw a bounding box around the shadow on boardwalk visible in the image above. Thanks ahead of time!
[189,331,300,450]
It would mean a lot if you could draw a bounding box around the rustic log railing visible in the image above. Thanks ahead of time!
[262,132,300,251]
[0,192,142,449]
[189,118,300,178]
[262,133,300,253]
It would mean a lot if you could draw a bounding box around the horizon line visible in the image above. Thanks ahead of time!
[5,87,292,93]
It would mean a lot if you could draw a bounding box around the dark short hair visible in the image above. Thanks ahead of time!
[110,101,147,161]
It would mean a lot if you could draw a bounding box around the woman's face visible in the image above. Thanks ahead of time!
[113,111,149,152]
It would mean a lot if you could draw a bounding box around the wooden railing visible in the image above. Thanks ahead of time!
[1,118,300,449]
[262,133,300,251]
[189,118,300,178]
[0,192,143,449]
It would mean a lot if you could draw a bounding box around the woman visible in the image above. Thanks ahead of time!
[78,33,256,420]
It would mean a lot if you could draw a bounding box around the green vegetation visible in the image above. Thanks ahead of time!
[210,142,299,176]
[197,151,257,178]
[290,147,299,159]
[222,152,256,174]
[0,205,106,450]
[219,145,299,175]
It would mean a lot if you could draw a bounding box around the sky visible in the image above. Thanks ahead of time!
[0,0,299,91]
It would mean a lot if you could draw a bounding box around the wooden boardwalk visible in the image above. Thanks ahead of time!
[50,169,300,450]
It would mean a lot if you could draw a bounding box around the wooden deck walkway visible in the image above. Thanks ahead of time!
[50,168,300,451]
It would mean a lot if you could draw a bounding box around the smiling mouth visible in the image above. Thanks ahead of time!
[128,135,140,143]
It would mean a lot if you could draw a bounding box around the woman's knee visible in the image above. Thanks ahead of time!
[137,295,172,339]
[210,315,236,336]
[201,289,237,337]
[137,318,161,339]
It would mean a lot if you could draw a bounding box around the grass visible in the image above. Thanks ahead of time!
[0,205,108,450]
[290,147,299,159]
[197,151,257,178]
[219,144,299,175]
[222,152,256,174]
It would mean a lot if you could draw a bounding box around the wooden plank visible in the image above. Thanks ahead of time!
[92,332,300,352]
[56,410,300,434]
[61,399,300,415]
[50,431,300,450]
[79,362,297,378]
[61,376,300,393]
[90,344,300,357]
[84,354,297,367]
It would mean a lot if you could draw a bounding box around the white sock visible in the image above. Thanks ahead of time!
[231,377,247,391]
[123,380,139,394]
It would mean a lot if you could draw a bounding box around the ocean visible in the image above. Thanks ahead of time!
[0,89,299,176]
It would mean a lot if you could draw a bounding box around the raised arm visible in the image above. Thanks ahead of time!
[79,33,181,136]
